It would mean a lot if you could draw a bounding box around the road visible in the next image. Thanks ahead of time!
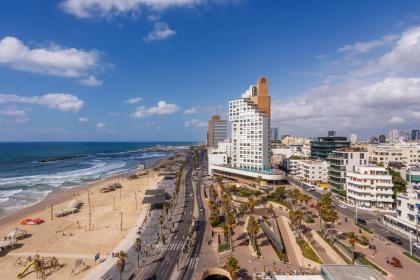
[288,176,420,258]
[180,150,207,280]
[135,160,195,280]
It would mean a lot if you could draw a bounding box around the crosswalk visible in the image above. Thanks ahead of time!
[164,241,184,251]
[187,257,198,270]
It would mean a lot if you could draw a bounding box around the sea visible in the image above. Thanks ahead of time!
[0,142,191,215]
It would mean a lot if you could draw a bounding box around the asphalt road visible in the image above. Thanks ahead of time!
[288,176,420,258]
[135,163,195,280]
[181,151,207,280]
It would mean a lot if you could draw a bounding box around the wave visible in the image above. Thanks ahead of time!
[0,160,127,188]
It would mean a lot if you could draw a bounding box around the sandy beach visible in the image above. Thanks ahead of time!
[0,154,179,280]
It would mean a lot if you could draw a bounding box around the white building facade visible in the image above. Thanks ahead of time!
[346,166,394,212]
[229,98,270,172]
[369,143,420,167]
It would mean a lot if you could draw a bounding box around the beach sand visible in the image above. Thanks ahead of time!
[0,155,179,280]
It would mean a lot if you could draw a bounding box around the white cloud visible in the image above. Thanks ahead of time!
[96,122,106,128]
[0,107,27,118]
[355,26,420,76]
[144,22,176,42]
[183,106,199,114]
[272,77,420,135]
[338,34,398,54]
[79,75,102,86]
[60,0,203,18]
[78,117,89,123]
[241,85,253,98]
[125,97,143,104]
[185,119,206,127]
[0,36,100,78]
[0,93,84,112]
[388,116,405,124]
[132,100,180,118]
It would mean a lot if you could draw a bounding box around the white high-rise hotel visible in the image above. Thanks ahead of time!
[229,77,270,172]
[208,77,285,183]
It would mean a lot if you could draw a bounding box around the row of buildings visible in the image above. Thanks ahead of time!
[205,76,419,239]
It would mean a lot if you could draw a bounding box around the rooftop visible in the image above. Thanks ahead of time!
[321,265,386,280]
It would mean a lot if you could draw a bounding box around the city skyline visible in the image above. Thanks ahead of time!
[1,1,420,141]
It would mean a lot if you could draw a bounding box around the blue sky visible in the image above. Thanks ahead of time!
[1,0,420,141]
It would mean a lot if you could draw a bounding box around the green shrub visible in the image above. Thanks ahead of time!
[403,252,420,263]
[218,242,230,252]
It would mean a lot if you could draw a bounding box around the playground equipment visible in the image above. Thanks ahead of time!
[16,254,61,279]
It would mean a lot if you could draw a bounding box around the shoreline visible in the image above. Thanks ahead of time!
[0,154,170,227]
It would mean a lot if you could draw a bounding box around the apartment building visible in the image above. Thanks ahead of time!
[300,159,329,183]
[207,115,228,148]
[369,143,420,167]
[311,135,350,159]
[346,166,394,212]
[328,148,369,192]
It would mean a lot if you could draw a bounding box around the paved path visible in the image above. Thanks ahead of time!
[9,252,107,259]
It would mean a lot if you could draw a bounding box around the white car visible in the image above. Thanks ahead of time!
[338,203,347,209]
[414,242,420,250]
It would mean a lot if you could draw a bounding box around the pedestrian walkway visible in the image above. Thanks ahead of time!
[165,241,184,251]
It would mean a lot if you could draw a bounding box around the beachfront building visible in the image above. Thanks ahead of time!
[346,166,394,212]
[310,135,350,159]
[383,166,420,237]
[208,77,285,184]
[300,159,329,184]
[368,142,420,167]
[207,115,228,148]
[328,148,369,192]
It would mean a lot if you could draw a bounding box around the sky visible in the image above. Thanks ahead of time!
[1,0,420,141]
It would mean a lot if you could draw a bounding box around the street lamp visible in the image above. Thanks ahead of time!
[135,238,142,269]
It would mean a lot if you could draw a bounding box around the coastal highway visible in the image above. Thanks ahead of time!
[135,161,195,280]
[180,150,207,280]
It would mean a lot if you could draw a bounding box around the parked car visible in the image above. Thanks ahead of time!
[413,242,420,250]
[338,203,347,209]
[387,235,403,245]
[356,218,367,225]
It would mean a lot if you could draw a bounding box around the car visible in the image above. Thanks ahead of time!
[356,218,367,225]
[413,242,420,250]
[200,207,204,212]
[338,203,347,209]
[387,235,403,245]
[190,192,193,197]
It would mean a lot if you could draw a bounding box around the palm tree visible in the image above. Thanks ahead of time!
[247,197,256,214]
[347,232,358,264]
[116,251,128,280]
[225,256,240,279]
[159,214,164,243]
[267,203,275,217]
[289,210,304,235]
[247,215,260,250]
[134,238,142,269]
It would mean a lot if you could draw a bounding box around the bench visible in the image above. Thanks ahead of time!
[390,257,403,268]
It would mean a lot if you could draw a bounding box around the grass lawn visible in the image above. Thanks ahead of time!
[297,239,323,264]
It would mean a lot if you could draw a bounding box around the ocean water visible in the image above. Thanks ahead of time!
[0,142,190,214]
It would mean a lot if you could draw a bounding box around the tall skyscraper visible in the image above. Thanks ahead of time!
[229,77,271,172]
[328,130,336,137]
[271,127,279,141]
[378,134,386,143]
[207,115,227,148]
[411,129,420,141]
[388,129,400,143]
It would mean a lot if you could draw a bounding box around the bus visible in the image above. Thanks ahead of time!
[302,182,316,192]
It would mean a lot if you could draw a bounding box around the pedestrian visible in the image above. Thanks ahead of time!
[386,257,389,264]
[112,252,114,258]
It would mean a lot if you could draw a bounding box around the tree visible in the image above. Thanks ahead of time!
[255,176,263,185]
[273,186,287,202]
[225,256,240,279]
[347,232,358,264]
[247,215,260,250]
[247,197,256,214]
[116,251,128,280]
[134,238,142,269]
[238,203,247,216]
[317,192,334,234]
[159,214,165,243]
[267,203,275,217]
[289,210,304,234]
